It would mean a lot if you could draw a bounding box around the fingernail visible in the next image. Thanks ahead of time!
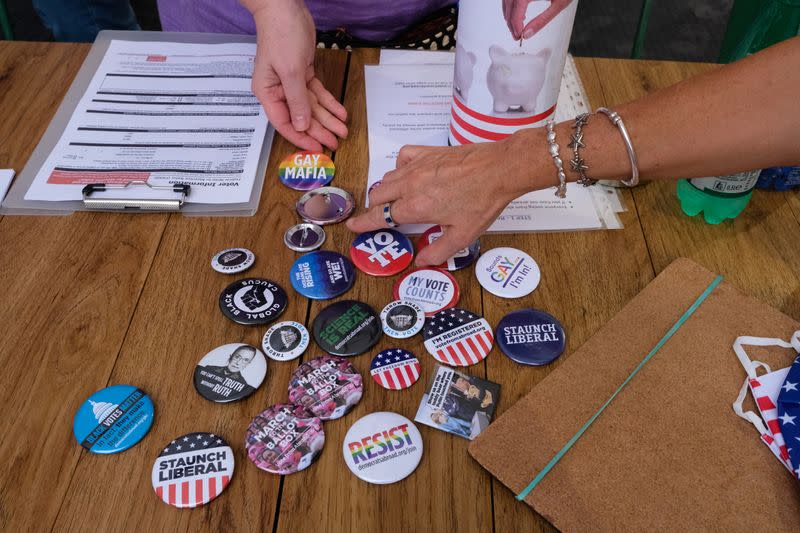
[293,116,308,130]
[523,28,535,39]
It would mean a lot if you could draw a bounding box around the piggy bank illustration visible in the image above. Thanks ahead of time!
[486,45,551,113]
[453,43,476,99]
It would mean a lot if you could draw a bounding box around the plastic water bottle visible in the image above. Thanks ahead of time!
[676,170,761,224]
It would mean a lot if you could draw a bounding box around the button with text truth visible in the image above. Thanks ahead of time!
[342,412,423,484]
[193,343,266,402]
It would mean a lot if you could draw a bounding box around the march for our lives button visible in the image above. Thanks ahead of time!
[73,384,154,454]
[279,151,335,191]
[496,309,566,365]
[475,247,541,298]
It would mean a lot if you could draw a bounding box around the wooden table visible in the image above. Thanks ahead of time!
[1,42,799,533]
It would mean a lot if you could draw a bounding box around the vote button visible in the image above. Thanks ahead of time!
[350,229,414,277]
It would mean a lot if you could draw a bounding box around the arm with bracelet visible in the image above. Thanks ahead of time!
[348,36,800,266]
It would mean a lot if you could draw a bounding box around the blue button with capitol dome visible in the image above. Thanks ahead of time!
[73,384,155,454]
[495,309,566,365]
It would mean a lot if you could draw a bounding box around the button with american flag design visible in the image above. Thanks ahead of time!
[151,432,234,509]
[370,349,421,390]
[423,308,494,366]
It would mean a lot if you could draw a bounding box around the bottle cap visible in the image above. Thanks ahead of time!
[279,151,335,190]
[152,432,234,508]
[262,321,310,361]
[290,251,355,300]
[349,229,414,277]
[245,404,324,475]
[312,300,382,357]
[380,300,425,338]
[73,384,154,454]
[495,309,566,365]
[211,248,255,274]
[288,355,363,420]
[218,278,288,326]
[342,412,423,485]
[370,349,421,390]
[423,308,494,366]
[474,247,541,298]
[417,225,479,271]
[392,268,459,317]
[296,186,355,225]
[284,223,326,252]
[193,344,267,402]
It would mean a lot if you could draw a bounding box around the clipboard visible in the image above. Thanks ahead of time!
[0,30,274,217]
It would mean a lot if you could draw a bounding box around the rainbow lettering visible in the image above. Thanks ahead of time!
[347,424,413,464]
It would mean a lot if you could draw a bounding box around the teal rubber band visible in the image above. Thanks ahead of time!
[516,275,723,501]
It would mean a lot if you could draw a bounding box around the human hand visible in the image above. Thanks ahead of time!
[346,130,550,266]
[249,0,348,151]
[502,0,574,40]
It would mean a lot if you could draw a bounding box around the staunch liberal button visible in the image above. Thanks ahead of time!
[219,278,287,326]
[380,299,425,339]
[312,300,382,357]
[73,384,154,454]
[496,309,566,365]
[288,355,363,420]
[370,349,421,390]
[152,432,234,509]
[349,229,414,277]
[423,308,494,367]
[262,320,310,362]
[342,412,423,485]
[392,267,459,317]
[475,247,541,298]
[211,247,255,274]
[417,225,480,271]
[193,343,267,403]
[245,404,325,475]
[290,250,355,300]
[279,151,335,191]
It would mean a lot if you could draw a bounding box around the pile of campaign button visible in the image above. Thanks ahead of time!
[393,267,460,317]
[218,278,287,326]
[349,229,414,277]
[262,321,310,361]
[380,300,425,339]
[417,225,480,271]
[193,343,267,403]
[73,384,154,454]
[475,247,541,298]
[496,309,566,365]
[342,412,423,485]
[312,300,382,357]
[284,223,326,252]
[288,355,363,420]
[296,186,355,225]
[423,308,494,367]
[152,432,234,509]
[245,404,325,475]
[279,151,335,191]
[370,349,421,390]
[211,248,255,274]
[290,250,355,300]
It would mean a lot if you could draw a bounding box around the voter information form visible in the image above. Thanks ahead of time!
[25,40,268,204]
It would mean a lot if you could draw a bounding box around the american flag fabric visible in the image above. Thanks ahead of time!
[777,352,800,480]
[423,308,494,367]
[151,432,234,508]
[747,372,793,472]
[370,349,421,390]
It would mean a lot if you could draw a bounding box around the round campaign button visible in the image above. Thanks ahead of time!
[193,343,267,402]
[312,300,382,357]
[290,250,356,300]
[73,384,154,454]
[370,349,421,390]
[288,355,363,420]
[349,229,414,277]
[152,432,234,509]
[417,225,480,271]
[262,321,310,362]
[423,308,494,366]
[495,309,566,365]
[296,186,355,225]
[342,412,423,485]
[380,300,425,339]
[211,247,255,274]
[392,268,460,317]
[475,247,541,298]
[284,223,326,252]
[245,404,325,475]
[219,278,288,326]
[279,151,335,191]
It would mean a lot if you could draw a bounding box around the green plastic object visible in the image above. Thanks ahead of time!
[719,0,800,62]
[0,0,13,41]
[676,171,760,225]
[631,0,654,59]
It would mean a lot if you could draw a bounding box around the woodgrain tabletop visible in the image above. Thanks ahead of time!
[1,42,799,533]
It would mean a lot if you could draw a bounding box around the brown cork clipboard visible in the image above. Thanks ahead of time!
[469,258,800,531]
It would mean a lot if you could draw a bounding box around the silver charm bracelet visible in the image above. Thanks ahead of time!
[596,107,640,187]
[545,119,567,198]
[568,113,596,187]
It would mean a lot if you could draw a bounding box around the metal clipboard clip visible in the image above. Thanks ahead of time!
[81,181,191,211]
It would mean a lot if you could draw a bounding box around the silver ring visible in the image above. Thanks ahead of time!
[382,202,398,228]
